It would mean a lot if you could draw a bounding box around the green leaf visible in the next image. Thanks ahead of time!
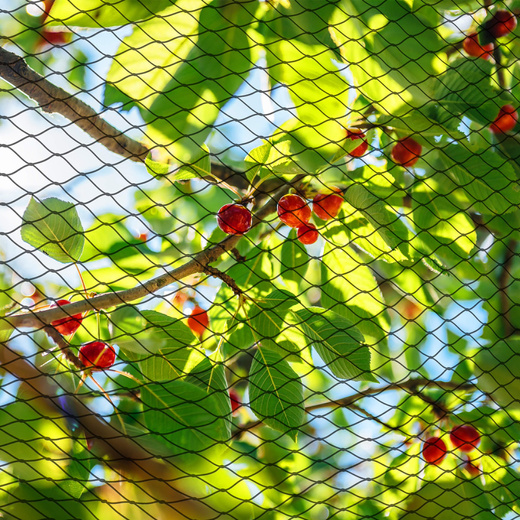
[104,0,204,109]
[21,197,84,263]
[248,289,300,353]
[145,153,170,177]
[344,184,410,257]
[280,229,309,285]
[185,357,232,439]
[145,3,256,157]
[244,140,300,183]
[321,241,390,348]
[433,58,501,125]
[49,0,175,28]
[377,109,466,139]
[110,306,195,358]
[412,176,477,265]
[440,144,520,215]
[335,0,445,114]
[249,347,305,439]
[294,307,374,382]
[142,380,228,455]
[172,144,212,181]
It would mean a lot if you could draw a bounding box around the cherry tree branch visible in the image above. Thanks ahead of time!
[2,180,296,331]
[0,343,217,518]
[0,47,244,187]
[234,378,476,436]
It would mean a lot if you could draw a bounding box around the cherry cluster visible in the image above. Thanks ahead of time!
[423,424,481,475]
[277,188,344,245]
[463,9,517,60]
[461,9,518,135]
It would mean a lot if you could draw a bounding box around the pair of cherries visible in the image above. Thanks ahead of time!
[423,424,481,474]
[49,299,115,370]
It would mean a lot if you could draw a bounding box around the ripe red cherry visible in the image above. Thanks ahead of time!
[79,341,116,370]
[463,32,494,60]
[485,10,517,39]
[450,425,480,452]
[229,389,241,414]
[422,436,447,465]
[490,104,518,134]
[346,128,369,157]
[313,188,343,221]
[217,204,252,235]
[50,299,83,336]
[391,137,422,167]
[277,194,311,228]
[464,459,481,477]
[187,306,209,337]
[297,223,319,245]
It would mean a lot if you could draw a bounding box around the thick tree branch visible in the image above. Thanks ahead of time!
[2,180,296,331]
[0,344,216,518]
[0,47,246,188]
[0,46,149,161]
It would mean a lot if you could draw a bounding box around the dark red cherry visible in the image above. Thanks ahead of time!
[463,32,494,60]
[79,341,116,370]
[423,436,447,465]
[217,204,252,235]
[50,299,83,336]
[297,223,319,245]
[229,389,241,414]
[485,10,517,39]
[450,425,480,453]
[346,128,369,157]
[277,194,311,228]
[391,137,422,167]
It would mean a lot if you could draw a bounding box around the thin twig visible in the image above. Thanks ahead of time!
[202,266,242,296]
[0,47,245,188]
[234,378,476,435]
[499,239,517,337]
[43,325,83,370]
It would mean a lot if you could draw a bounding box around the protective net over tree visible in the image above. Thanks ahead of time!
[0,0,519,519]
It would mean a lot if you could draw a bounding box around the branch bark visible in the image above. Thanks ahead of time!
[0,47,244,188]
[0,344,218,518]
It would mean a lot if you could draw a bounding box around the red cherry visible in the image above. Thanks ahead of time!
[229,389,241,414]
[485,10,517,39]
[346,128,369,157]
[277,194,311,228]
[297,223,319,245]
[490,104,518,134]
[217,204,252,235]
[187,305,209,337]
[391,137,422,167]
[422,436,447,465]
[463,32,494,60]
[450,425,480,452]
[37,30,71,49]
[313,188,343,221]
[50,299,83,336]
[79,341,116,370]
[464,459,481,477]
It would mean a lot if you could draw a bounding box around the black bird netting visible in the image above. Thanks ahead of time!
[1,0,520,518]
